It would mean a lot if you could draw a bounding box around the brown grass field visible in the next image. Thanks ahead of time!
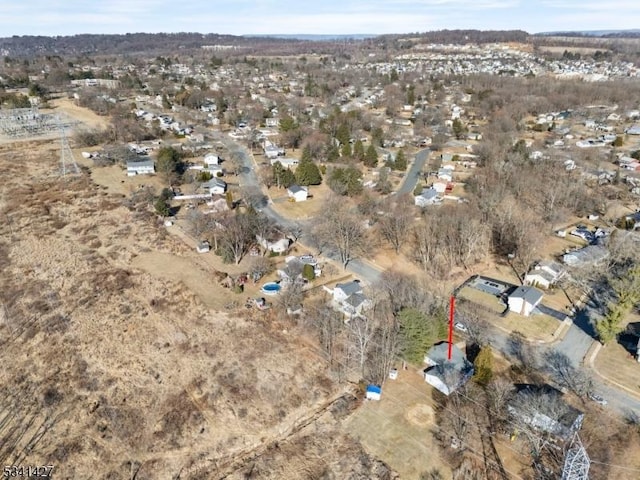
[0,139,392,479]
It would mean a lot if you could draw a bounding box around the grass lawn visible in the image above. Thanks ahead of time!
[269,182,332,220]
[594,336,640,399]
[457,286,561,342]
[343,371,451,479]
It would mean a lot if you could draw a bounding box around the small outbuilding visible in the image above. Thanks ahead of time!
[196,241,211,253]
[287,185,309,202]
[365,385,382,401]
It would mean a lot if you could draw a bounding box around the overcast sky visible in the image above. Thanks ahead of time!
[1,1,639,37]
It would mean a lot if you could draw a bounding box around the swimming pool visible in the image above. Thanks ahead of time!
[261,282,282,295]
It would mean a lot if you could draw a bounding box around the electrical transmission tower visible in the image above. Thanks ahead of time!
[59,118,80,177]
[561,434,590,480]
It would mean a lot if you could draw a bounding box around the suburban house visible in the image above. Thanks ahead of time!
[507,286,543,317]
[204,153,220,166]
[278,255,322,284]
[423,342,474,396]
[270,157,299,168]
[202,178,227,195]
[437,167,454,182]
[414,187,441,207]
[126,158,155,176]
[562,245,609,267]
[257,235,292,254]
[287,185,309,202]
[328,280,370,318]
[524,261,565,289]
[432,181,451,194]
[264,142,285,159]
[508,384,584,442]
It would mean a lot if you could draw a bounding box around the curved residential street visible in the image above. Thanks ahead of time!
[222,133,639,416]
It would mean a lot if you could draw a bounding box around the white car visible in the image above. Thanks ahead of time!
[454,322,468,333]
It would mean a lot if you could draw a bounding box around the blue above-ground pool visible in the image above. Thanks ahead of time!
[261,282,282,295]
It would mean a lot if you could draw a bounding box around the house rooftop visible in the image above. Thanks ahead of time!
[425,342,467,369]
[335,280,363,297]
[509,286,543,305]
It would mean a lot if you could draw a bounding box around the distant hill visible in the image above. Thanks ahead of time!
[536,29,640,38]
[244,34,377,41]
[0,32,292,57]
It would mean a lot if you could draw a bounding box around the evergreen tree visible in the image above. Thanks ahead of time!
[364,144,378,168]
[336,123,350,146]
[406,84,416,105]
[341,142,352,158]
[328,166,363,196]
[281,168,296,188]
[394,149,407,171]
[473,346,494,385]
[327,143,340,162]
[295,158,322,186]
[302,263,315,281]
[372,127,384,147]
[301,144,313,163]
[353,139,365,161]
[398,308,444,364]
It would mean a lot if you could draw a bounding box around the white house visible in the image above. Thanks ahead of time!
[270,157,299,168]
[414,187,440,207]
[126,158,155,176]
[287,185,308,202]
[507,286,543,317]
[437,167,454,182]
[524,261,565,289]
[258,235,292,254]
[329,280,370,318]
[204,153,220,166]
[423,342,474,396]
[202,178,227,195]
[432,181,449,194]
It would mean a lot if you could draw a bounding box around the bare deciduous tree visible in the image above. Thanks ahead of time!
[377,195,413,253]
[314,197,368,268]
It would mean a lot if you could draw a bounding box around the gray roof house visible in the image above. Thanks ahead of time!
[524,261,565,289]
[126,158,155,176]
[329,280,370,318]
[507,286,543,317]
[202,177,227,195]
[414,187,441,207]
[423,342,474,396]
[562,245,609,267]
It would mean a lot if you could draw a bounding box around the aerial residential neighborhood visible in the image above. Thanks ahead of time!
[2,4,640,479]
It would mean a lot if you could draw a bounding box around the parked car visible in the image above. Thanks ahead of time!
[454,322,468,333]
[588,392,607,406]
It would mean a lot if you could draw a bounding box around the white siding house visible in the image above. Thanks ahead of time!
[507,286,543,317]
[287,185,308,202]
[126,158,155,176]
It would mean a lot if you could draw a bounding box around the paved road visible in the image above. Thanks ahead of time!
[220,134,384,284]
[397,148,430,195]
[222,133,639,415]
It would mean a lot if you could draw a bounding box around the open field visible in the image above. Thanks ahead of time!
[46,96,111,130]
[343,371,452,479]
[0,139,391,478]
